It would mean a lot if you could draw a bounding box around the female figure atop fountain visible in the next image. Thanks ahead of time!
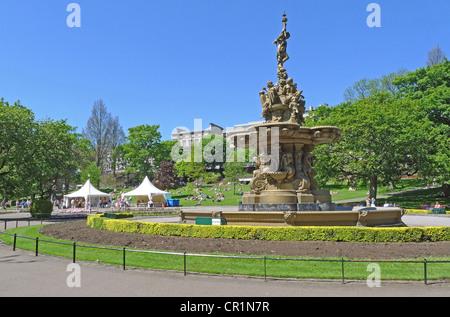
[273,12,290,66]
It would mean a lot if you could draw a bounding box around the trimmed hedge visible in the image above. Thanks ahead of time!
[406,209,448,214]
[87,214,450,242]
[103,212,134,219]
[30,200,53,218]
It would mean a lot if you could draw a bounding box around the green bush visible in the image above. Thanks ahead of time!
[30,200,53,218]
[87,214,450,242]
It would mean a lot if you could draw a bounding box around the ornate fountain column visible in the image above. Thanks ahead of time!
[239,13,341,212]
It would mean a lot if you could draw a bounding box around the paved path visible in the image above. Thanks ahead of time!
[0,243,449,298]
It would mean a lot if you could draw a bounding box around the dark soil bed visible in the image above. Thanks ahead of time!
[39,220,450,259]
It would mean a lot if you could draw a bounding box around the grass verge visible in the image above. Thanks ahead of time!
[1,224,449,281]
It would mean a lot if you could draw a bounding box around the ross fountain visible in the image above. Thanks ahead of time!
[180,13,406,227]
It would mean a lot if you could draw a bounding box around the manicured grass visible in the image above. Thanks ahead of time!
[384,187,449,210]
[168,178,447,209]
[325,178,434,202]
[170,183,250,207]
[1,224,449,281]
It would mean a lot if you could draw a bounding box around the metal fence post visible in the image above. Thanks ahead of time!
[264,256,267,282]
[424,258,427,285]
[73,242,76,263]
[35,237,39,256]
[13,233,16,251]
[184,252,187,276]
[123,247,126,270]
[341,258,345,284]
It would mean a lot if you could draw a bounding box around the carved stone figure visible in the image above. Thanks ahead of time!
[273,13,290,67]
[262,81,282,105]
[281,152,294,179]
[259,91,272,121]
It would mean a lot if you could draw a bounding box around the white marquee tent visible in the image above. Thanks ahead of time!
[121,176,171,205]
[63,179,112,208]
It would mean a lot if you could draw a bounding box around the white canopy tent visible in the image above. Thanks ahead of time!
[121,176,171,206]
[63,179,112,208]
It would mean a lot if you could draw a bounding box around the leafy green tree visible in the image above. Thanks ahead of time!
[0,99,36,198]
[343,69,407,102]
[223,162,245,195]
[201,133,233,171]
[80,161,102,188]
[174,149,206,184]
[122,124,167,179]
[393,59,450,195]
[306,93,430,199]
[29,118,81,199]
[0,98,92,200]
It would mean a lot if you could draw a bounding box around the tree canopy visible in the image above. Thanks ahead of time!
[306,61,449,198]
[0,98,86,200]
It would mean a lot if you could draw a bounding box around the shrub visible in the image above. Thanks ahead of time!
[87,214,450,242]
[30,200,53,218]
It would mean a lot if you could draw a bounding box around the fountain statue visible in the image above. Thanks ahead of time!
[239,12,341,212]
[180,13,406,227]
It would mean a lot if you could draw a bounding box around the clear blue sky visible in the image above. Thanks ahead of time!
[0,0,448,140]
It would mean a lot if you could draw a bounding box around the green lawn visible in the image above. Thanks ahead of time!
[168,178,448,210]
[1,225,449,281]
[170,183,250,207]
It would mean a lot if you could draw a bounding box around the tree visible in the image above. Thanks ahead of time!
[306,93,430,199]
[83,99,124,173]
[153,161,180,190]
[0,99,37,198]
[223,162,245,195]
[393,60,450,196]
[109,116,126,175]
[427,44,446,67]
[29,118,81,199]
[173,143,207,184]
[201,134,232,170]
[121,124,164,180]
[343,69,408,102]
[80,162,101,188]
[0,98,89,200]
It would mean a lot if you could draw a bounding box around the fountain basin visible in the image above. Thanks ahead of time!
[178,207,406,227]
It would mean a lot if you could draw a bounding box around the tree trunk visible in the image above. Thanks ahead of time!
[369,176,378,200]
[441,183,450,197]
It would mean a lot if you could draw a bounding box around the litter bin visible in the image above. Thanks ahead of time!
[195,217,227,225]
[167,199,180,207]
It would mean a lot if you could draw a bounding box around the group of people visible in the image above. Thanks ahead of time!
[363,198,397,207]
[182,186,230,205]
[15,199,32,210]
[421,202,445,210]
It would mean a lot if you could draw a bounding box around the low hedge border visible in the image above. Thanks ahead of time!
[87,214,450,242]
[406,209,448,214]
